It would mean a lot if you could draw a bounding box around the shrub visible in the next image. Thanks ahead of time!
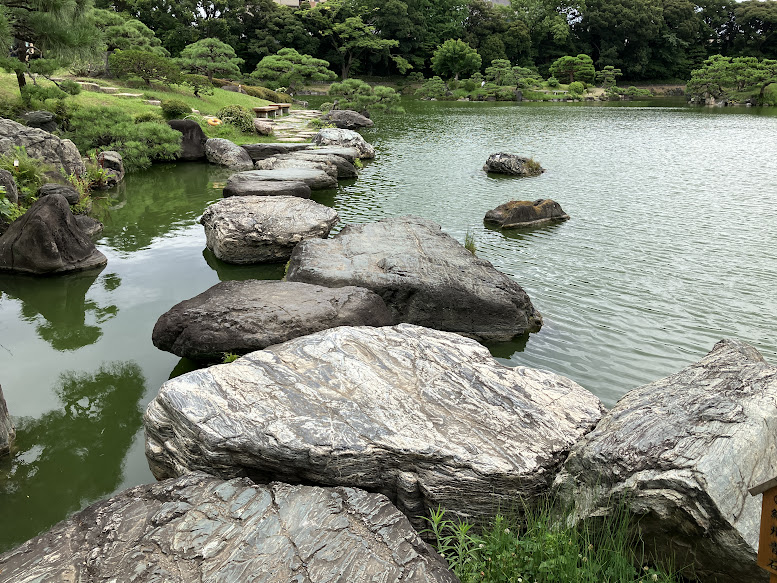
[59,80,82,96]
[161,99,192,120]
[0,190,24,222]
[547,76,560,87]
[181,74,214,98]
[407,71,424,83]
[134,111,165,124]
[461,78,478,92]
[464,230,476,254]
[0,96,27,122]
[0,147,50,199]
[20,84,67,105]
[109,50,179,86]
[568,81,585,95]
[319,101,334,112]
[242,84,283,102]
[216,104,255,133]
[415,76,448,100]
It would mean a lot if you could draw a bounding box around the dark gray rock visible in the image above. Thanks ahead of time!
[222,177,311,199]
[322,109,375,130]
[152,280,392,360]
[205,138,254,170]
[23,110,57,133]
[0,169,18,204]
[255,157,339,179]
[305,146,359,164]
[0,472,457,583]
[0,194,107,275]
[554,339,777,583]
[97,150,124,187]
[167,119,207,161]
[75,215,104,239]
[0,118,84,176]
[312,128,375,159]
[200,196,339,264]
[277,152,358,179]
[242,142,312,161]
[145,324,604,530]
[37,183,80,205]
[0,384,14,457]
[286,216,543,342]
[483,152,545,177]
[485,199,570,228]
[229,168,337,190]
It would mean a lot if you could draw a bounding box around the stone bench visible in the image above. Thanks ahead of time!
[253,106,280,119]
[268,103,292,115]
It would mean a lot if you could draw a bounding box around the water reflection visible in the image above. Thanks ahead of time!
[202,248,286,282]
[0,268,119,351]
[0,361,146,551]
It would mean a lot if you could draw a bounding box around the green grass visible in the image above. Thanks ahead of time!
[423,504,683,583]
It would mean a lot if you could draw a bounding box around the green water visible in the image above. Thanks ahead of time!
[1,100,776,551]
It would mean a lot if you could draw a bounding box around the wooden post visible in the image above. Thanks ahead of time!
[749,477,777,581]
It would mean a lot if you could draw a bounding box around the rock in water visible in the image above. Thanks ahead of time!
[254,157,339,179]
[200,196,339,264]
[145,324,604,529]
[229,168,337,190]
[205,138,254,170]
[276,152,358,179]
[0,473,457,583]
[167,120,207,161]
[97,150,125,187]
[0,384,14,457]
[554,339,777,583]
[286,216,542,341]
[483,152,544,177]
[0,118,84,176]
[485,199,570,228]
[222,177,311,199]
[152,280,392,360]
[322,109,375,130]
[0,194,107,275]
[312,128,375,159]
[242,142,312,161]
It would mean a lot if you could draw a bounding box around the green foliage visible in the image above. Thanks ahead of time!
[20,84,67,105]
[549,55,596,84]
[464,230,476,254]
[423,505,681,583]
[181,74,214,98]
[110,50,179,86]
[0,147,49,199]
[547,76,560,87]
[178,38,244,83]
[325,16,399,79]
[432,39,482,81]
[252,48,336,93]
[415,76,449,100]
[241,85,284,102]
[624,86,652,97]
[161,99,193,120]
[222,353,240,364]
[134,111,165,124]
[596,65,623,88]
[408,71,425,83]
[328,79,403,115]
[216,105,255,133]
[568,81,585,96]
[687,55,777,103]
[0,188,24,222]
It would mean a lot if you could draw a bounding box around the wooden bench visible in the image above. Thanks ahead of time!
[253,106,280,119]
[268,103,292,115]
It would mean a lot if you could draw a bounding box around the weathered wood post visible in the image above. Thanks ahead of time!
[749,477,777,582]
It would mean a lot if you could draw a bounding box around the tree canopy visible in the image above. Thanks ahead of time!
[178,37,243,82]
[252,48,336,92]
[432,39,482,80]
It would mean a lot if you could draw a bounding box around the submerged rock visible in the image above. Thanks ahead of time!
[312,128,375,159]
[483,152,544,177]
[145,324,604,529]
[0,117,84,176]
[152,280,392,360]
[0,194,107,275]
[485,199,570,228]
[205,138,254,170]
[0,384,14,457]
[0,472,457,583]
[286,216,542,342]
[554,339,777,583]
[228,168,337,190]
[322,109,375,130]
[200,196,339,264]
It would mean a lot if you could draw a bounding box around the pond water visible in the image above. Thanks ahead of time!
[1,99,776,552]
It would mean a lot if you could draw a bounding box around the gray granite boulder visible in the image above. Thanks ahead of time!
[253,118,274,135]
[0,169,18,204]
[0,194,107,275]
[205,138,254,170]
[228,168,337,191]
[0,384,14,457]
[75,215,104,239]
[222,177,311,199]
[322,109,375,130]
[23,110,57,133]
[97,150,125,187]
[167,119,207,161]
[312,128,375,159]
[276,152,358,179]
[255,157,339,179]
[152,280,392,360]
[305,146,359,164]
[242,142,311,161]
[554,339,777,583]
[0,472,457,583]
[0,117,84,176]
[145,324,604,529]
[483,153,544,177]
[200,196,339,264]
[286,216,542,342]
[485,199,570,229]
[37,183,80,205]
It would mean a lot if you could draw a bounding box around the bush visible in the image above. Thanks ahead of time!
[181,74,213,98]
[407,71,424,83]
[110,50,179,86]
[547,76,560,88]
[52,100,81,132]
[329,79,403,115]
[160,99,192,120]
[216,104,255,133]
[241,84,282,102]
[134,111,165,124]
[568,81,585,95]
[415,76,448,100]
[59,80,82,96]
[20,84,67,105]
[0,146,50,199]
[0,96,27,122]
[461,78,478,92]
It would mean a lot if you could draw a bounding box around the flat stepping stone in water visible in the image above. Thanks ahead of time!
[276,152,358,179]
[230,168,337,190]
[254,157,339,179]
[485,199,570,229]
[152,280,391,360]
[287,215,543,342]
[0,472,457,583]
[144,324,605,530]
[242,143,311,161]
[305,146,360,163]
[312,128,375,159]
[223,177,311,199]
[200,196,339,264]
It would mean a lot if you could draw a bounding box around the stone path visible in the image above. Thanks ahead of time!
[264,109,323,142]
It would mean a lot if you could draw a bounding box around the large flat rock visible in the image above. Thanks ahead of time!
[223,178,311,199]
[554,339,777,583]
[228,168,337,191]
[200,196,339,264]
[286,216,542,342]
[276,152,358,179]
[242,142,312,161]
[255,157,339,179]
[0,472,456,583]
[152,280,392,360]
[145,324,604,529]
[312,128,375,159]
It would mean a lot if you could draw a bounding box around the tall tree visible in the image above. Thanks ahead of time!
[734,0,777,59]
[328,16,399,79]
[252,48,336,92]
[548,53,595,83]
[431,38,482,80]
[178,37,243,82]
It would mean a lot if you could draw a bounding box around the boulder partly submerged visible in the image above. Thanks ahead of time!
[145,324,604,529]
[275,151,358,179]
[205,138,254,170]
[200,196,339,264]
[286,216,542,342]
[322,109,375,130]
[485,199,570,229]
[554,339,777,583]
[0,194,107,275]
[483,152,544,177]
[312,128,375,159]
[152,280,392,360]
[0,472,457,583]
